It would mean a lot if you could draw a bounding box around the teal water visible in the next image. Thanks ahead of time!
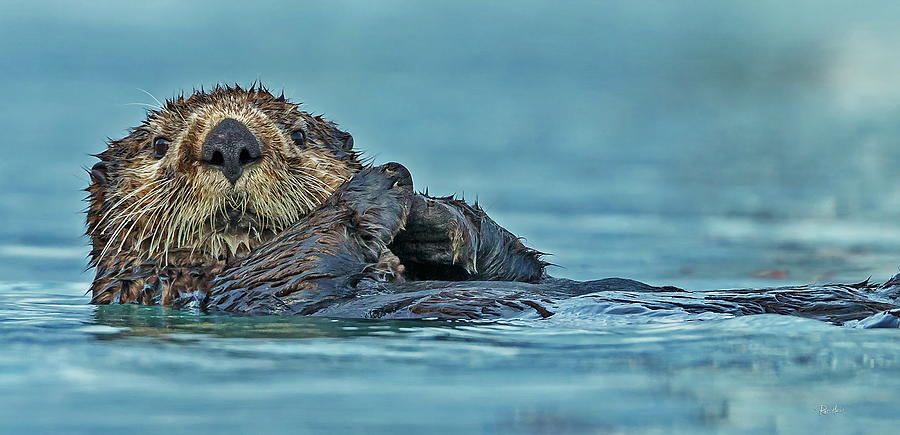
[2,1,900,433]
[3,284,898,434]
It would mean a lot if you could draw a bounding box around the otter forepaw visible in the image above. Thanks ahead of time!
[205,163,416,314]
[325,162,414,246]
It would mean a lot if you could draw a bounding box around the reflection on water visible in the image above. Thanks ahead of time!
[91,304,463,340]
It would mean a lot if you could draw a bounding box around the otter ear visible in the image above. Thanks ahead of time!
[89,161,109,186]
[340,132,354,151]
[323,120,354,152]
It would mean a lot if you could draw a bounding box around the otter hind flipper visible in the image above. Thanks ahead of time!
[390,194,548,283]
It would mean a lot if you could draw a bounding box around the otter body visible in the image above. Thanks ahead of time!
[86,85,900,326]
[201,164,900,325]
[86,85,545,309]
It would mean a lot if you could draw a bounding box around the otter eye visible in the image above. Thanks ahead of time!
[290,130,306,148]
[153,137,170,159]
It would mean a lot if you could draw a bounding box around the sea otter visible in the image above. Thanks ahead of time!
[87,84,900,325]
[87,85,544,308]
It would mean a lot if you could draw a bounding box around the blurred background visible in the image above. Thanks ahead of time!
[5,3,900,434]
[2,0,900,288]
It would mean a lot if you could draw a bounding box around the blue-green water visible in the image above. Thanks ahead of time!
[3,284,899,434]
[2,1,900,433]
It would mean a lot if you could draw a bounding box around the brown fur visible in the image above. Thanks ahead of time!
[87,84,361,304]
[84,87,895,325]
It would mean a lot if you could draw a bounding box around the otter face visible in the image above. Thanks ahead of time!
[86,85,361,267]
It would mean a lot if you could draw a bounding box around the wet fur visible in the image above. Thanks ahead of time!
[87,85,545,307]
[87,85,900,326]
[205,164,548,315]
[87,85,361,303]
[204,165,900,325]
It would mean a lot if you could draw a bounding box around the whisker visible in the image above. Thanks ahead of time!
[99,185,174,262]
[122,102,162,110]
[137,88,165,110]
[97,179,168,227]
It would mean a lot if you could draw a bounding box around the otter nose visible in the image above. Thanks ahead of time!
[201,118,262,184]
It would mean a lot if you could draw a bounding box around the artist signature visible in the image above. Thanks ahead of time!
[817,405,845,415]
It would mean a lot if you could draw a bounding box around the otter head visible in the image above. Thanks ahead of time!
[86,85,361,270]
